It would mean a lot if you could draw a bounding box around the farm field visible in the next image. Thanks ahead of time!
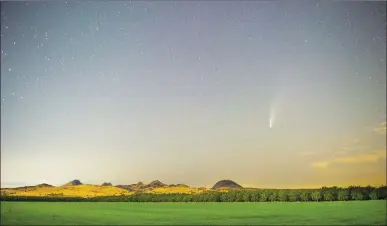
[1,201,386,225]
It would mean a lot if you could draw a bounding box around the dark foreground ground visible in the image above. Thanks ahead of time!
[1,201,386,225]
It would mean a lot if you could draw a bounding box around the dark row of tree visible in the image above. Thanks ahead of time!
[1,185,386,202]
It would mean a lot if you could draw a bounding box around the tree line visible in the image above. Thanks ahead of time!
[1,185,386,202]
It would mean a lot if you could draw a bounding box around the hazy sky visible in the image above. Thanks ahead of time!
[1,1,386,189]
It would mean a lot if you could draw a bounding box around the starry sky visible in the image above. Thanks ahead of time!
[1,1,386,189]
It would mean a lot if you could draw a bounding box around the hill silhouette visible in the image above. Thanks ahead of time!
[63,179,82,186]
[212,180,243,190]
[115,180,169,191]
[115,185,133,191]
[130,182,145,189]
[144,180,166,189]
[36,183,53,188]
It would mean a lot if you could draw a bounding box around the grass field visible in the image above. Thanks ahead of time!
[1,201,386,225]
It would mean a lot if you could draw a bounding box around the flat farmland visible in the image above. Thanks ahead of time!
[1,201,386,225]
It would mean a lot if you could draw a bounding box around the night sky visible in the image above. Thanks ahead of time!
[1,1,386,188]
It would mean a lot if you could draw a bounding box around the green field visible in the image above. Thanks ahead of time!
[1,201,386,225]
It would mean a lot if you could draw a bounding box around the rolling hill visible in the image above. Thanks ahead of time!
[1,179,241,197]
[212,180,243,190]
[1,180,133,198]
